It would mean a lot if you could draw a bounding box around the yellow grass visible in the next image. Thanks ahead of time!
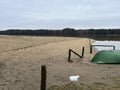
[0,35,119,90]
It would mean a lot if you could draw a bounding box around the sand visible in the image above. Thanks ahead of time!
[0,35,120,90]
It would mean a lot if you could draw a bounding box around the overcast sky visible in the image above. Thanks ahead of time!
[0,0,120,30]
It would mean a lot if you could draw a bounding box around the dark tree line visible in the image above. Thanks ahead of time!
[0,28,120,38]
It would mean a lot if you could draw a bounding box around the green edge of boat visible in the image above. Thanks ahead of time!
[91,50,120,64]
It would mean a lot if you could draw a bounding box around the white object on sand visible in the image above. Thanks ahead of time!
[69,75,80,81]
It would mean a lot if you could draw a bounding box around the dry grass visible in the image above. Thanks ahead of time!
[0,35,120,90]
[48,81,120,90]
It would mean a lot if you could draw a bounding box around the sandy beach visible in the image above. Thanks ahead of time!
[0,35,120,90]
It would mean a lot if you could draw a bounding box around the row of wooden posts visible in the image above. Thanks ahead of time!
[40,46,92,90]
[68,44,116,62]
[41,44,116,90]
[41,47,85,90]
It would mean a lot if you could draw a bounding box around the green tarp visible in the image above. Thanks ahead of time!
[91,50,120,64]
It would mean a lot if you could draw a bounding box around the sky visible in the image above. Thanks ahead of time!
[0,0,120,30]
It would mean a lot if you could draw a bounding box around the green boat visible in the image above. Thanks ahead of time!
[91,50,120,64]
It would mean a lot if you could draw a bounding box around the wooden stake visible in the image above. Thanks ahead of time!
[68,49,72,62]
[82,47,85,58]
[41,65,47,90]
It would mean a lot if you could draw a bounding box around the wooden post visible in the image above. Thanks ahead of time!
[90,45,92,54]
[82,47,85,58]
[41,65,47,90]
[68,49,71,62]
[89,38,91,48]
[113,46,115,50]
